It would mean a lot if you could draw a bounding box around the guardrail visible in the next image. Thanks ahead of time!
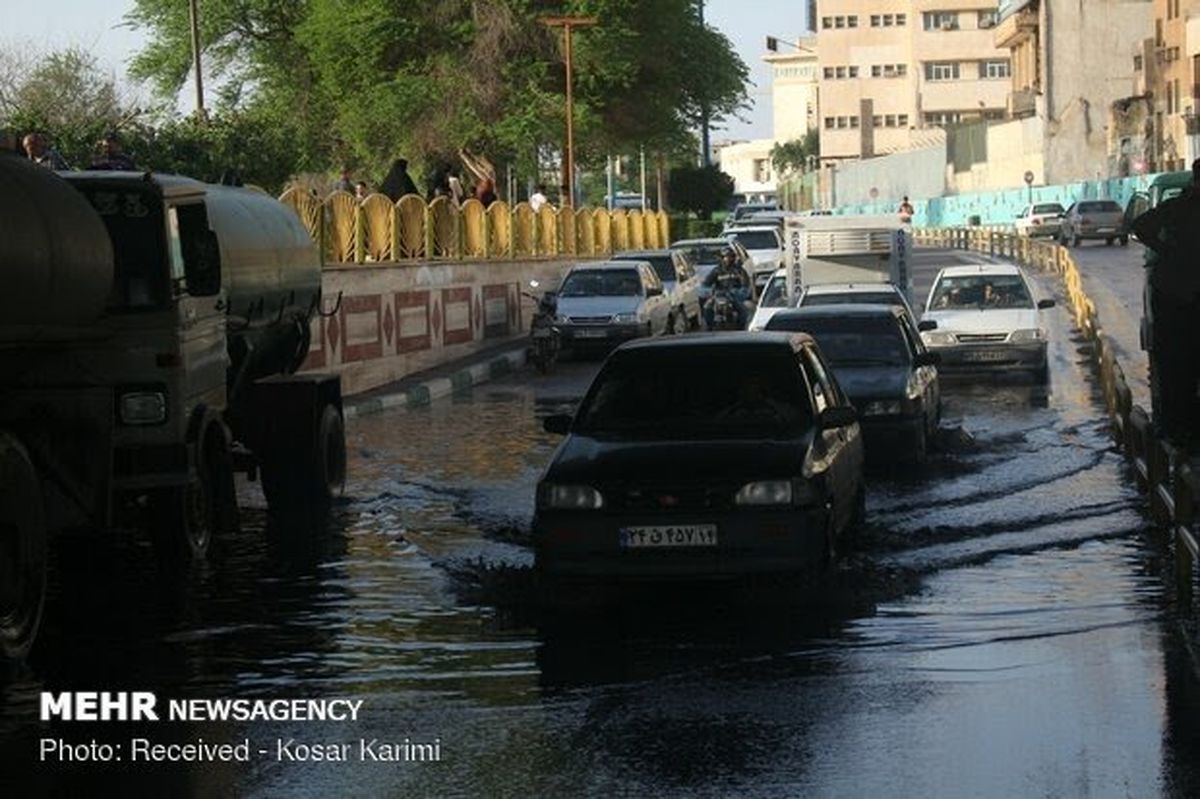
[915,227,1198,607]
[280,189,671,265]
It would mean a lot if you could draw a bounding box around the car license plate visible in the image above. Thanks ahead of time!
[575,329,608,338]
[619,524,718,549]
[963,349,1009,362]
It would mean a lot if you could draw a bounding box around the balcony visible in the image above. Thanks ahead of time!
[994,7,1038,49]
[1010,88,1037,118]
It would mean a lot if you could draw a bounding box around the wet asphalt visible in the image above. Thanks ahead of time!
[2,248,1198,797]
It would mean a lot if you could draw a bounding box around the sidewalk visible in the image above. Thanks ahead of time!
[342,341,527,420]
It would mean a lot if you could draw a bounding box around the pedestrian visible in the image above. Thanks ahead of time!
[898,195,914,224]
[426,163,451,201]
[334,168,354,193]
[354,181,369,202]
[529,183,549,213]
[1131,158,1200,451]
[22,132,70,170]
[379,158,419,202]
[474,177,497,207]
[1,128,23,157]
[90,131,137,170]
[447,170,465,206]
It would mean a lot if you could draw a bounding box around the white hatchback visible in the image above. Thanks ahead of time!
[920,264,1055,380]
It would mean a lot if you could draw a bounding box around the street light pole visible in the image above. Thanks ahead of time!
[188,0,206,122]
[541,16,598,207]
[698,0,710,166]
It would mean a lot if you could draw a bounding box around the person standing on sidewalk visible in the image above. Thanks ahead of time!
[1131,158,1200,452]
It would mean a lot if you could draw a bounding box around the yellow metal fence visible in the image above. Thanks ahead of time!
[280,189,672,264]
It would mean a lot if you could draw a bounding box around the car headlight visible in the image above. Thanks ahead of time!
[922,331,957,346]
[537,483,604,510]
[119,391,167,425]
[862,400,903,417]
[1009,328,1044,343]
[612,312,640,323]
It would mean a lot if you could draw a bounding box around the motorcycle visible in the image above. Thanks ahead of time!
[523,280,560,373]
[706,287,744,331]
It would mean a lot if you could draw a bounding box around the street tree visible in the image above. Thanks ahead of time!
[667,163,734,219]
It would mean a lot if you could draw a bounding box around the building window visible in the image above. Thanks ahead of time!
[822,16,832,29]
[1134,54,1143,72]
[871,13,901,27]
[754,159,771,183]
[898,63,908,76]
[871,64,906,78]
[925,62,961,81]
[873,114,883,126]
[850,116,859,128]
[923,11,960,31]
[824,117,834,129]
[835,66,846,78]
[925,111,964,126]
[824,67,834,79]
[848,15,858,28]
[982,110,1004,121]
[849,66,859,78]
[978,10,999,28]
[898,114,909,127]
[983,60,1011,79]
[896,13,907,26]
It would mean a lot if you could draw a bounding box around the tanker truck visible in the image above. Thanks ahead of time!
[0,156,346,660]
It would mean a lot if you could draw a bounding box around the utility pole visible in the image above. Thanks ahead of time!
[541,16,598,207]
[188,0,206,122]
[698,0,710,166]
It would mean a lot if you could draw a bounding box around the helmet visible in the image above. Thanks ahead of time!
[719,246,736,261]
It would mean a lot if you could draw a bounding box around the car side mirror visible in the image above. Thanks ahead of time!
[914,352,941,367]
[646,285,663,297]
[819,406,857,430]
[543,414,572,435]
[917,319,938,331]
[1037,298,1055,309]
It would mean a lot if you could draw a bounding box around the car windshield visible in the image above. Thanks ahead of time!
[766,315,910,366]
[1078,201,1121,213]
[621,256,674,283]
[673,244,725,266]
[730,231,779,251]
[575,351,812,439]
[929,274,1033,310]
[1033,204,1064,215]
[801,291,899,307]
[560,270,643,297]
[759,276,789,308]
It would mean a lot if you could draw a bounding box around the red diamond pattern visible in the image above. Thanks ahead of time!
[383,303,395,345]
[327,313,340,353]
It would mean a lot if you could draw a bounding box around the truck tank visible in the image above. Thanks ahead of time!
[202,184,323,384]
[0,156,114,334]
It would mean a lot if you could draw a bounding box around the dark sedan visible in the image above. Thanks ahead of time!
[533,334,865,579]
[765,305,941,463]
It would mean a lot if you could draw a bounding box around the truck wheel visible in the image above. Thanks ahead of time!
[0,435,47,661]
[150,425,234,564]
[262,404,346,514]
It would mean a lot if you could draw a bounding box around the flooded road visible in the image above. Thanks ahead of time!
[3,250,1199,796]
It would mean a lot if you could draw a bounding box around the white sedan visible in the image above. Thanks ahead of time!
[919,264,1055,381]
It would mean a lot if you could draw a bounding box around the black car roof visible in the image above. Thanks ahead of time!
[615,331,813,354]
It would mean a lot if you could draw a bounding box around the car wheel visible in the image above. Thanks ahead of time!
[1071,232,1081,247]
[1105,238,1114,246]
[1034,360,1050,384]
[912,422,928,465]
[671,310,687,335]
[1120,235,1129,246]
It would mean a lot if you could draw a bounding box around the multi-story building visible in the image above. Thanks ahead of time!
[993,0,1154,182]
[815,0,1011,163]
[764,35,820,143]
[1128,0,1200,171]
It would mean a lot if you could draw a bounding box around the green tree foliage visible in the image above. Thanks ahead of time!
[667,163,734,219]
[770,129,819,175]
[123,0,749,182]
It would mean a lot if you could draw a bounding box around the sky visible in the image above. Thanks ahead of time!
[5,0,802,141]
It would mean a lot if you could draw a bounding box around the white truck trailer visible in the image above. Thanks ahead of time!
[782,214,912,306]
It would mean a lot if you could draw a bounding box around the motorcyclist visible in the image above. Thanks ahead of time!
[1131,158,1200,452]
[702,246,754,329]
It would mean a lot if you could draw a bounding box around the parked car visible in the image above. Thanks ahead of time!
[671,237,753,309]
[534,333,865,579]
[1057,200,1128,246]
[553,261,672,353]
[610,249,702,332]
[723,225,784,292]
[1014,202,1066,238]
[765,305,941,463]
[919,263,1055,380]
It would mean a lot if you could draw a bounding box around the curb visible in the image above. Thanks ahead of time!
[343,347,527,419]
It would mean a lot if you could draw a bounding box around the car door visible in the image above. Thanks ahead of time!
[640,265,670,334]
[898,312,939,430]
[673,251,701,323]
[801,346,861,527]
